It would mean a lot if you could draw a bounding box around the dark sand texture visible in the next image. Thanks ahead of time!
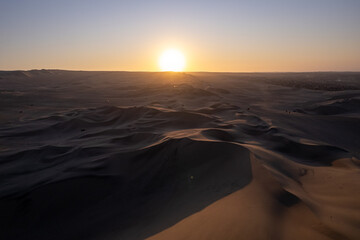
[0,70,359,240]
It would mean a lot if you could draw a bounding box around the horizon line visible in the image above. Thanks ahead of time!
[1,69,360,74]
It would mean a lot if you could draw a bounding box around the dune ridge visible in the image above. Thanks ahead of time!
[0,71,359,240]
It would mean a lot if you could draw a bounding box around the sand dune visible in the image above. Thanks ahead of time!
[0,70,359,240]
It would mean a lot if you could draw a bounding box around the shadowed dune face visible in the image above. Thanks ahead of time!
[0,71,360,240]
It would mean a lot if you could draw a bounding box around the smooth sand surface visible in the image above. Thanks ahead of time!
[0,70,359,240]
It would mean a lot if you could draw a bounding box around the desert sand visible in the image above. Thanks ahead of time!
[0,70,359,240]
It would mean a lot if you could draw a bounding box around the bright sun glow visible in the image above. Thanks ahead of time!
[159,49,185,72]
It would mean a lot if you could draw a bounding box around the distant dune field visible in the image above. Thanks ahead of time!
[0,70,359,240]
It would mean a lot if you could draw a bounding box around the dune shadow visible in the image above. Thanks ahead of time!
[0,116,252,240]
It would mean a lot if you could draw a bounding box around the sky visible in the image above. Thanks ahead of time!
[1,0,360,72]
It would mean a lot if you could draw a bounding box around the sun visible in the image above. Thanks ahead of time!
[159,49,186,72]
